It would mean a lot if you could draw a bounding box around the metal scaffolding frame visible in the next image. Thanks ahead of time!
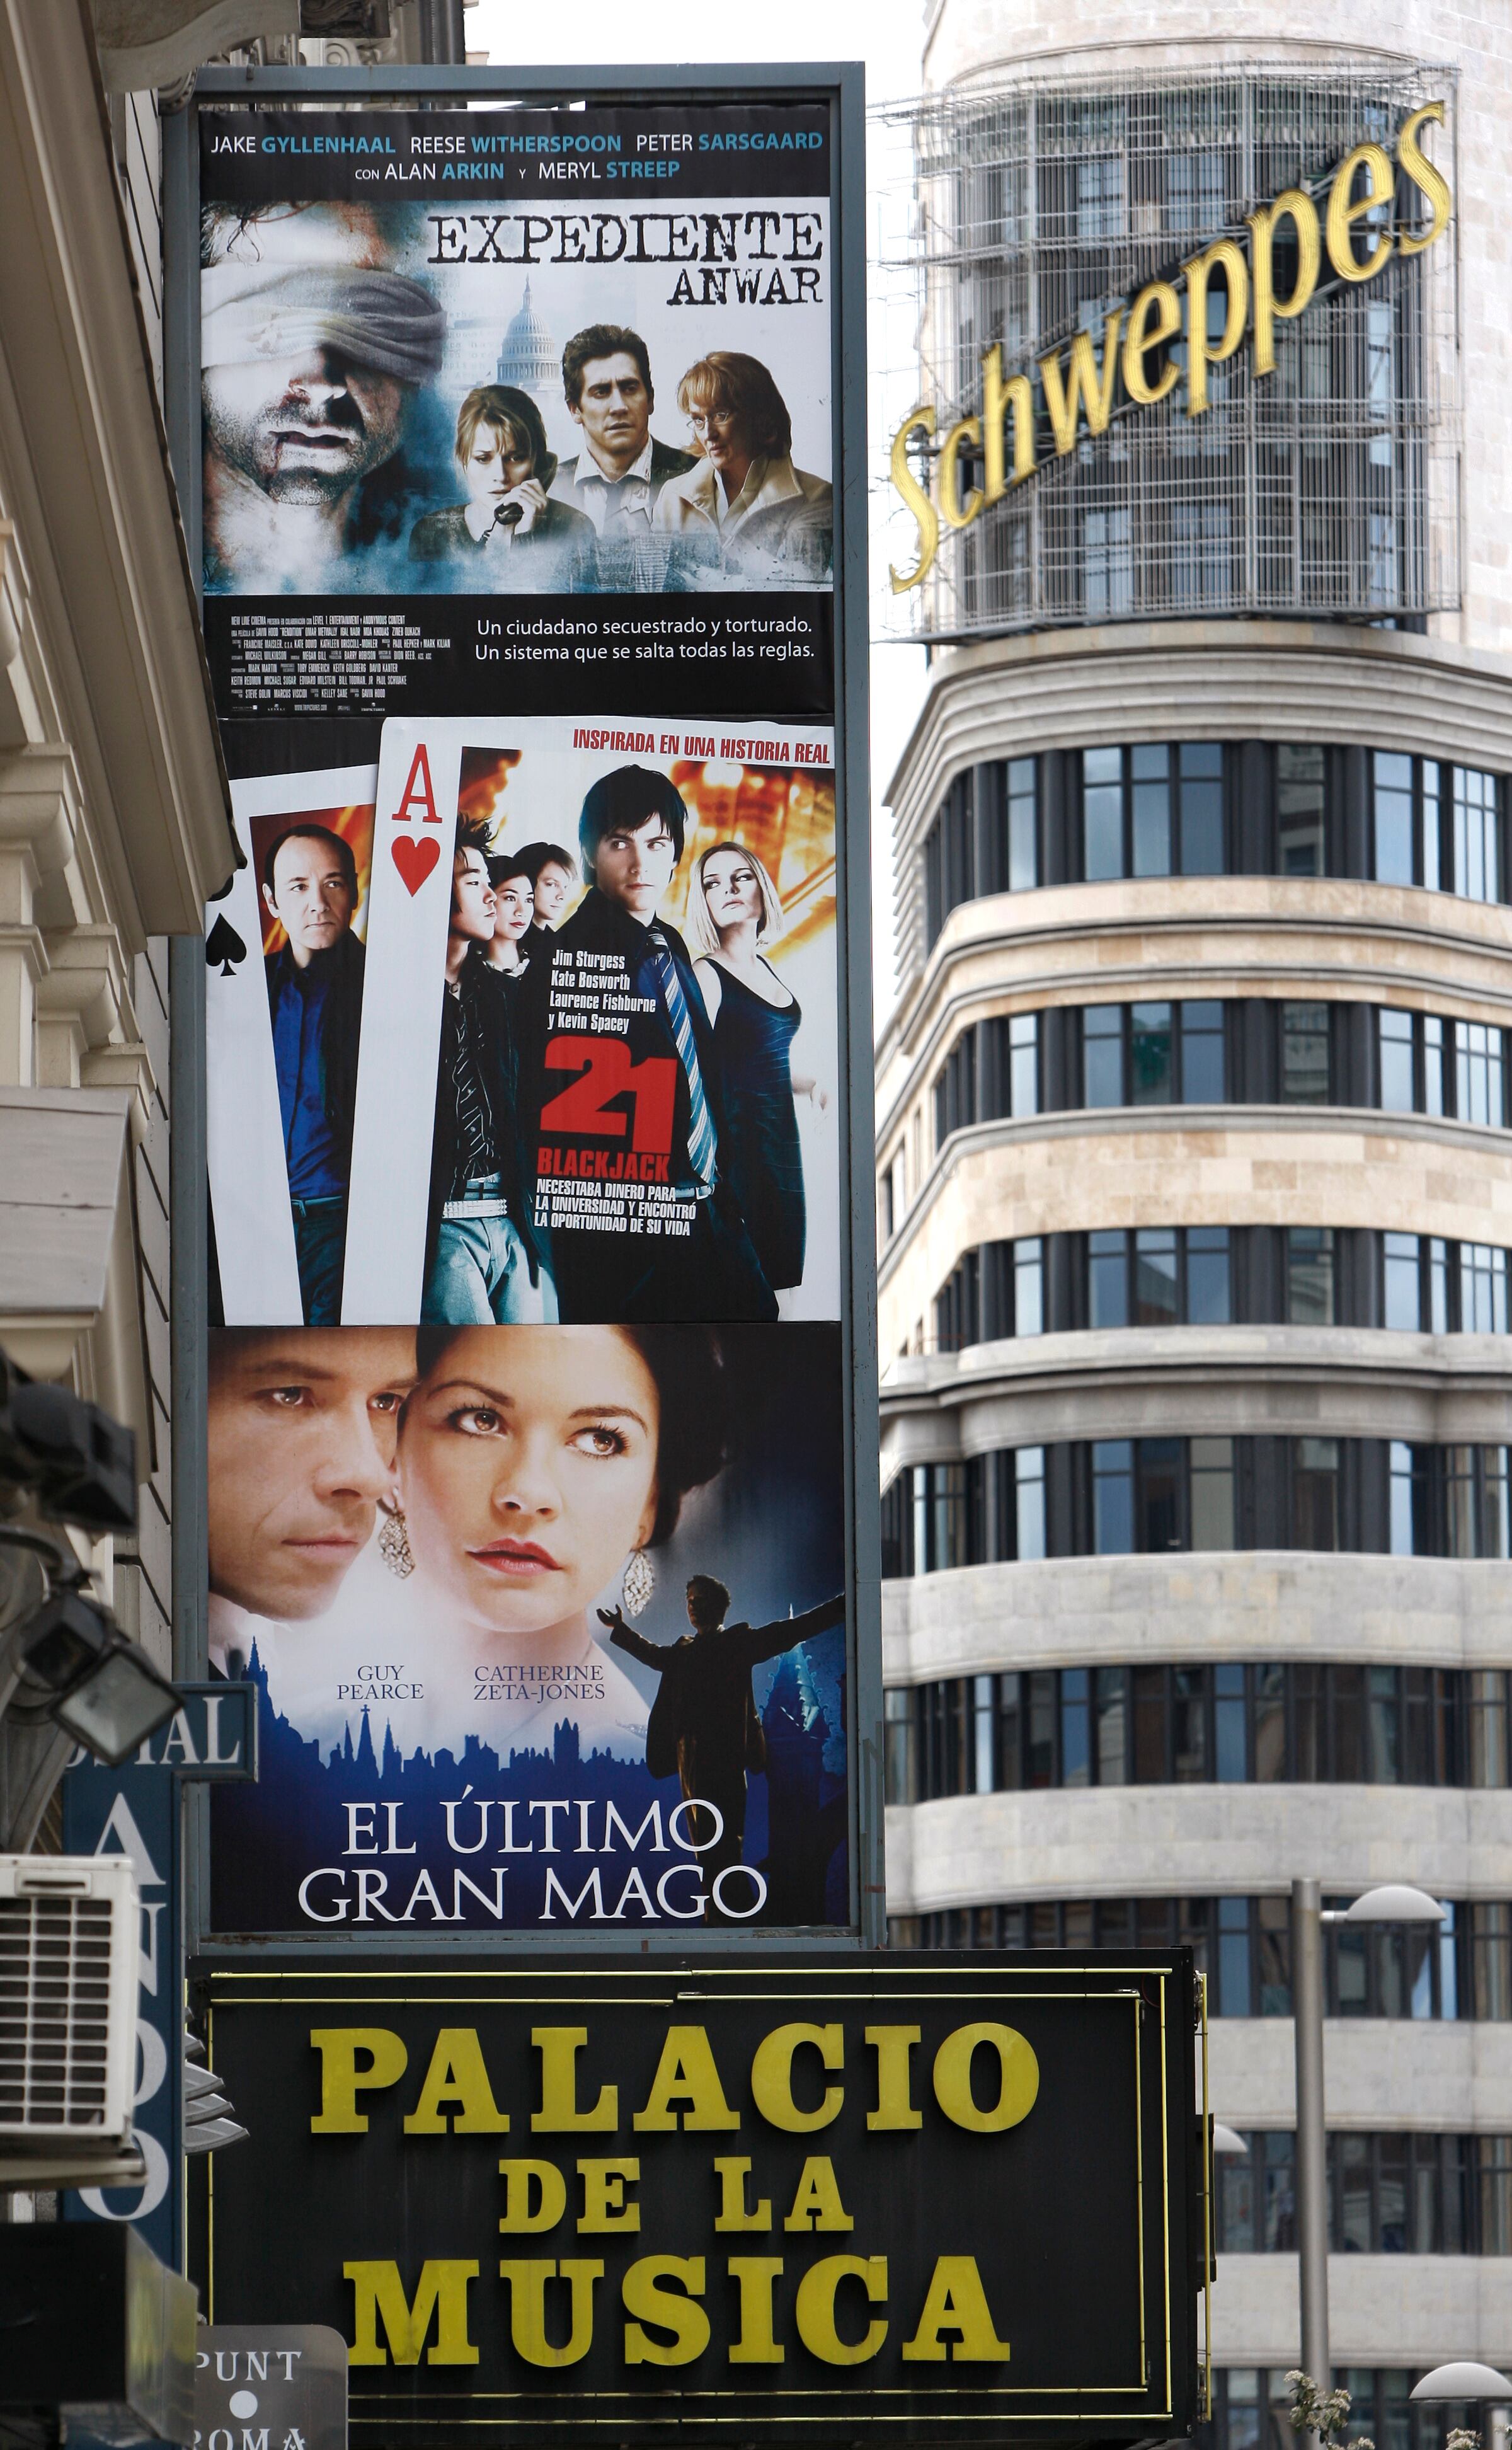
[869,58,1462,645]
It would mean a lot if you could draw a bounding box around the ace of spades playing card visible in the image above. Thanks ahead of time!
[205,764,377,1325]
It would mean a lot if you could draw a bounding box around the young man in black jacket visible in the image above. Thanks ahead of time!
[536,764,776,1323]
[423,824,555,1323]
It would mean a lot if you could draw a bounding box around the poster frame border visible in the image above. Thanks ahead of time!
[163,62,883,1961]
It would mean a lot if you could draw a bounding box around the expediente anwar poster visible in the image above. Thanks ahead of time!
[198,105,835,723]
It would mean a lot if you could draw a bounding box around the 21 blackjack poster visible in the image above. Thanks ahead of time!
[168,62,876,1949]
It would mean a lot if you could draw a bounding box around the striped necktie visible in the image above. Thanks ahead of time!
[646,927,717,1192]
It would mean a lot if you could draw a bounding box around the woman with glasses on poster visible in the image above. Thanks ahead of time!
[687,841,828,1297]
[653,352,832,584]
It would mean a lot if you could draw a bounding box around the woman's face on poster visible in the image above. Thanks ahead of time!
[688,396,748,477]
[701,847,763,936]
[398,1326,660,1638]
[464,421,534,505]
[492,875,533,945]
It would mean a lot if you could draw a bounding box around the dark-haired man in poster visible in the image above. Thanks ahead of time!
[263,824,366,1326]
[539,766,777,1323]
[601,1575,845,1914]
[424,823,556,1325]
[549,325,695,581]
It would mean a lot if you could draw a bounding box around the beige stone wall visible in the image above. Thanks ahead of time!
[879,1112,1512,1359]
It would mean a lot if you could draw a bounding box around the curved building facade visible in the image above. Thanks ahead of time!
[876,3,1512,2432]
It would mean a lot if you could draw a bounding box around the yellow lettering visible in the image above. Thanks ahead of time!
[1247,191,1320,379]
[794,2255,888,2366]
[938,415,983,531]
[727,2257,785,2363]
[932,2023,1039,2133]
[311,2028,406,2134]
[403,2029,508,2136]
[901,2255,1012,2363]
[784,2156,853,2233]
[498,2159,568,2235]
[714,2156,772,2232]
[531,2027,617,2132]
[1182,239,1248,418]
[1038,311,1123,456]
[633,2026,739,2132]
[1120,282,1181,406]
[864,2025,922,2131]
[1326,142,1395,283]
[750,2023,843,2133]
[888,405,937,594]
[345,2259,478,2366]
[980,342,1035,501]
[578,2157,640,2233]
[622,2256,709,2366]
[1397,103,1451,256]
[497,2260,602,2367]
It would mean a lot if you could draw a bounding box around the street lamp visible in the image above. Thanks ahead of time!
[1292,1878,1446,2398]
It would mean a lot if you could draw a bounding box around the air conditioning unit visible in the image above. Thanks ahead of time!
[0,1854,144,2186]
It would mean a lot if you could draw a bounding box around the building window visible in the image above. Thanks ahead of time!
[1079,742,1226,881]
[1280,1003,1331,1103]
[1217,2133,1486,2255]
[1091,1437,1185,1553]
[1377,1008,1446,1116]
[1455,1020,1506,1127]
[1276,744,1326,877]
[1383,1231,1450,1333]
[1460,1243,1509,1335]
[1453,766,1501,904]
[1285,1227,1335,1325]
[932,1030,978,1149]
[1291,1437,1339,1550]
[1006,757,1037,891]
[1085,1227,1231,1328]
[1080,1000,1226,1105]
[1373,750,1416,886]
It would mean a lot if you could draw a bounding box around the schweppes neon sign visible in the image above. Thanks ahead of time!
[888,102,1452,594]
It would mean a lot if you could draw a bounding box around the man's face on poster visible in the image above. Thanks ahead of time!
[592,813,677,924]
[207,1331,416,1621]
[203,341,408,505]
[532,860,574,926]
[571,352,652,472]
[452,848,496,941]
[263,832,356,967]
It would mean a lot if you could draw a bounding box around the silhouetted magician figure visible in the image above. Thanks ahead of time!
[600,1573,844,1916]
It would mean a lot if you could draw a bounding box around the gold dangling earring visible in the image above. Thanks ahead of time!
[621,1548,653,1617]
[378,1503,414,1580]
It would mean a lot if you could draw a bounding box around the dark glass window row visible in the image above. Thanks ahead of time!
[922,746,1509,950]
[878,1438,1512,1579]
[1214,2129,1512,2257]
[1203,2369,1480,2450]
[883,1664,1512,1805]
[930,1000,1510,1153]
[930,1228,1512,1350]
[888,1895,1512,2025]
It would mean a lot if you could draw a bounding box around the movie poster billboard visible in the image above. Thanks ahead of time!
[207,720,839,1334]
[169,60,874,1952]
[207,1321,847,1933]
[197,105,835,723]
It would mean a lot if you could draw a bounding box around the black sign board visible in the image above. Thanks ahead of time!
[192,1952,1204,2446]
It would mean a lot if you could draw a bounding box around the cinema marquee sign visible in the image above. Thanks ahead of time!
[195,1953,1205,2446]
[889,103,1452,592]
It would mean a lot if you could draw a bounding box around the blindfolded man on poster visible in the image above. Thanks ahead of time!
[200,203,445,593]
[538,766,777,1324]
